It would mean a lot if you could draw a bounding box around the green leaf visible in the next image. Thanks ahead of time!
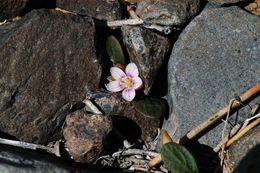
[106,36,125,65]
[161,142,199,173]
[133,97,166,118]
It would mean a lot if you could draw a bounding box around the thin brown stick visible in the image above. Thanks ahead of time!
[225,118,260,148]
[214,123,241,152]
[185,83,260,141]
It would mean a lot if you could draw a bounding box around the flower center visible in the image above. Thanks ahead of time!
[120,76,133,88]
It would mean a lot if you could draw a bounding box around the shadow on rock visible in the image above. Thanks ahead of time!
[111,116,142,145]
[233,143,260,173]
[183,140,221,173]
[0,144,125,173]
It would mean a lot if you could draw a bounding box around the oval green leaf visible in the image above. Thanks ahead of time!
[106,36,125,65]
[161,142,199,173]
[133,97,166,118]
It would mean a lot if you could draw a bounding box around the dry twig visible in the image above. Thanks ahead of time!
[112,148,159,158]
[0,19,7,25]
[225,118,260,148]
[214,124,241,152]
[83,98,103,114]
[220,99,237,166]
[0,137,61,157]
[107,18,143,27]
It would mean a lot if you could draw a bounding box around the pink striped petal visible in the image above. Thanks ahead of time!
[110,67,126,80]
[122,88,136,101]
[125,63,139,77]
[132,77,142,89]
[106,81,123,92]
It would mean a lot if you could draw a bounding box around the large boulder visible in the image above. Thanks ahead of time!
[163,6,260,147]
[0,9,101,144]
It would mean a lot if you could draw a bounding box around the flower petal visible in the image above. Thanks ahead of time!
[106,81,123,92]
[111,67,126,80]
[122,88,136,101]
[125,63,139,77]
[132,77,143,89]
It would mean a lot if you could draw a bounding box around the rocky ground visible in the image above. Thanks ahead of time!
[0,0,259,173]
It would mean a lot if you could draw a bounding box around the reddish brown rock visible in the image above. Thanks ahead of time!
[63,111,113,163]
[0,9,101,144]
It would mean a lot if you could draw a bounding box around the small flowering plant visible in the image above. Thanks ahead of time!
[106,63,143,101]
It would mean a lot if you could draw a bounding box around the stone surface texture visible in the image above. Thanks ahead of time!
[121,25,170,95]
[63,111,113,163]
[136,0,200,26]
[207,0,249,4]
[0,9,101,144]
[0,144,121,173]
[228,125,260,169]
[163,6,260,147]
[85,90,160,143]
[56,0,122,21]
[0,0,29,21]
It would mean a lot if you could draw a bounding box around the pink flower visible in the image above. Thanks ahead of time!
[106,63,143,101]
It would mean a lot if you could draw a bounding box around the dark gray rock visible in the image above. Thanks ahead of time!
[207,0,250,4]
[136,0,200,26]
[163,6,260,147]
[0,144,122,173]
[0,144,73,173]
[0,0,56,21]
[56,0,122,21]
[0,0,29,21]
[121,25,170,95]
[85,90,160,143]
[228,125,260,170]
[0,9,101,144]
[63,111,113,163]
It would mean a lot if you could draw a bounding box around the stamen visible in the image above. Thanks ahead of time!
[121,77,133,88]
